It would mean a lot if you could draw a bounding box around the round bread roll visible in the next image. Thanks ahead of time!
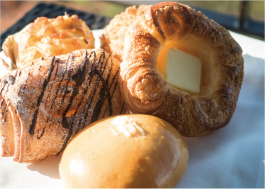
[59,114,189,188]
[119,2,244,137]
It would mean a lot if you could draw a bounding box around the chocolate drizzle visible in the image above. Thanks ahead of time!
[61,51,89,129]
[0,78,14,123]
[29,56,56,135]
[0,49,126,162]
[58,54,75,115]
[120,103,126,114]
[50,55,71,111]
[0,80,8,95]
[91,53,113,123]
[0,71,19,124]
[37,127,45,139]
[6,75,16,85]
[44,58,60,106]
[0,100,6,123]
[57,50,121,154]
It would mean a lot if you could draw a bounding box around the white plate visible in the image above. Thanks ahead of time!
[0,29,264,188]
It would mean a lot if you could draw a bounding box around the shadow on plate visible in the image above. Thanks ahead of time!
[26,154,62,179]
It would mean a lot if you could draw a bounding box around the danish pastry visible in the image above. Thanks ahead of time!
[2,14,94,70]
[0,49,127,163]
[119,2,244,136]
[100,5,150,62]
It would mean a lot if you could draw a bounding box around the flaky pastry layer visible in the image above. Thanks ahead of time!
[119,2,244,136]
[100,5,150,62]
[0,49,127,162]
[2,14,95,70]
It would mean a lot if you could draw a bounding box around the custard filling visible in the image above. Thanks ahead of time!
[157,44,202,94]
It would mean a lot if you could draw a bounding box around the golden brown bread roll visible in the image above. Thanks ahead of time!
[0,49,127,163]
[59,114,189,188]
[2,14,94,70]
[119,2,244,136]
[100,5,150,62]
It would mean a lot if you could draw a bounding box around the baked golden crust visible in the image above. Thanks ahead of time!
[2,14,95,70]
[0,49,127,163]
[100,5,150,62]
[119,2,244,137]
[59,114,189,188]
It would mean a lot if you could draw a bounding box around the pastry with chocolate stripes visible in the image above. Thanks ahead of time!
[0,49,126,163]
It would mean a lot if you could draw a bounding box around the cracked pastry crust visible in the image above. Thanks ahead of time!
[0,49,127,163]
[2,14,95,70]
[119,2,244,137]
[100,5,150,62]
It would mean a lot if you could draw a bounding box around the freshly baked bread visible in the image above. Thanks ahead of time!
[2,14,94,70]
[119,2,244,136]
[100,5,150,62]
[0,49,127,163]
[59,114,189,188]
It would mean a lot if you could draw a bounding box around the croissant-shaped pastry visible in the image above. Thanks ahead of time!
[0,49,127,163]
[119,2,244,137]
[100,5,150,62]
[2,14,94,70]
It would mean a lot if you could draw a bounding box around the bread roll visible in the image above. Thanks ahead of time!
[59,114,189,188]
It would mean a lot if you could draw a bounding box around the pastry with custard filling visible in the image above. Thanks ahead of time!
[119,2,244,136]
